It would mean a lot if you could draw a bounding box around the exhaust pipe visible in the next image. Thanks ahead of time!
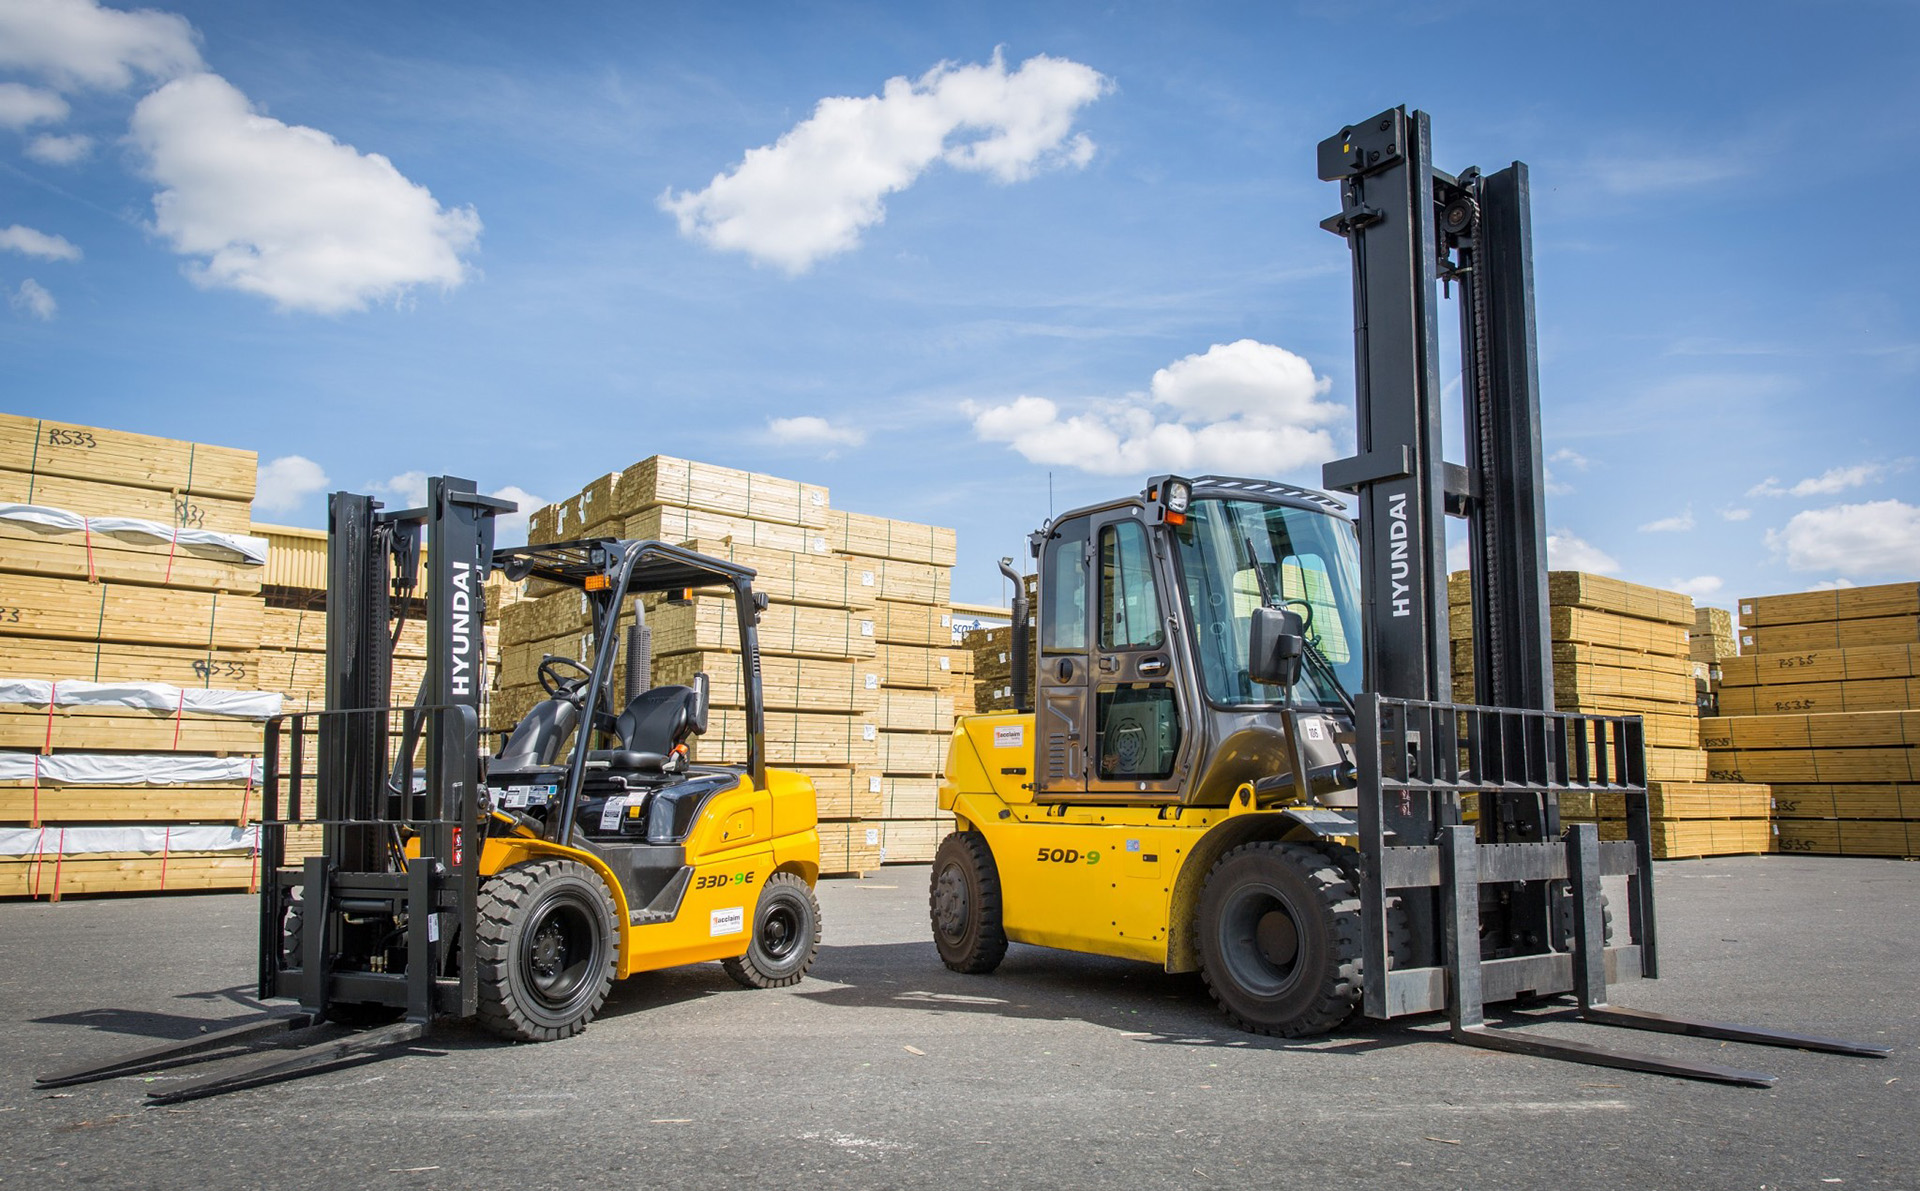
[998,559,1030,714]
[625,616,651,704]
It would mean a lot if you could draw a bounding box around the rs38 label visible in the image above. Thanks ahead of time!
[1036,847,1101,865]
[696,871,758,891]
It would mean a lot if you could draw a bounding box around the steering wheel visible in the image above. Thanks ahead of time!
[537,655,593,701]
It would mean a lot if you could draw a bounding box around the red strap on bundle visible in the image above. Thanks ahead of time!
[163,525,181,585]
[42,680,57,755]
[49,827,66,903]
[82,516,96,582]
[158,826,171,890]
[170,686,187,749]
[30,753,41,828]
[238,770,253,827]
[31,827,47,898]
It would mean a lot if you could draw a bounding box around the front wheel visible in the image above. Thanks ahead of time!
[929,831,1008,974]
[475,860,619,1042]
[722,872,822,989]
[1197,841,1362,1037]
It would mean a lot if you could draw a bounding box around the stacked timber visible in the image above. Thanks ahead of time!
[504,456,972,874]
[1712,582,1920,858]
[1451,571,1771,858]
[0,414,275,898]
[966,574,1035,713]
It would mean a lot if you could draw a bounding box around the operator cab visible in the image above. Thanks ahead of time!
[1030,475,1365,807]
[486,539,772,920]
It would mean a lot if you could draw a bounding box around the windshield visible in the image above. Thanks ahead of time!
[1170,497,1363,707]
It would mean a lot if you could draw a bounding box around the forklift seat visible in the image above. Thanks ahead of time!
[592,680,708,772]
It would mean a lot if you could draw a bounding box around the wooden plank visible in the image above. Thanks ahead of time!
[616,456,830,527]
[0,414,256,501]
[1545,572,1695,625]
[1593,818,1771,859]
[876,776,941,819]
[816,820,882,876]
[841,555,952,607]
[0,518,262,594]
[1772,819,1918,858]
[877,730,946,776]
[655,652,879,715]
[0,468,252,534]
[876,817,953,864]
[1739,582,1920,627]
[1742,615,1920,654]
[825,509,957,567]
[626,507,830,556]
[650,596,875,660]
[1707,748,1919,784]
[1767,784,1920,820]
[1546,607,1690,656]
[1553,662,1696,704]
[0,574,263,651]
[691,708,878,769]
[259,608,430,658]
[1699,709,1920,751]
[0,637,258,687]
[1719,643,1920,688]
[0,853,257,898]
[0,706,265,752]
[786,768,882,819]
[0,784,256,824]
[1714,677,1918,717]
[1647,747,1709,782]
[682,539,876,610]
[1589,782,1772,820]
[1454,638,1697,678]
[872,599,955,647]
[876,644,972,689]
[252,523,327,592]
[875,690,956,734]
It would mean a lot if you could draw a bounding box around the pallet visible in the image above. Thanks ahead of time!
[0,851,259,898]
[625,507,829,556]
[0,637,259,687]
[0,414,256,501]
[0,574,263,651]
[0,783,259,824]
[1715,678,1920,717]
[1768,784,1920,820]
[1719,643,1920,688]
[1707,748,1920,784]
[824,510,957,567]
[1772,818,1919,858]
[655,652,879,715]
[616,456,831,527]
[650,596,876,661]
[0,517,263,594]
[0,706,266,752]
[1739,582,1920,628]
[1700,710,1920,751]
[1741,615,1920,654]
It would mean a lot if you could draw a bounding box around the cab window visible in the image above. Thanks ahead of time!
[1098,520,1164,651]
[1041,518,1089,653]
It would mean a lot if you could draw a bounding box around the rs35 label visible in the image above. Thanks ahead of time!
[696,871,758,891]
[1036,847,1101,865]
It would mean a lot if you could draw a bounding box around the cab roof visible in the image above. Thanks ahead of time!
[493,538,757,594]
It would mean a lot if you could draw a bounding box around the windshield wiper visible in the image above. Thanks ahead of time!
[1242,532,1355,714]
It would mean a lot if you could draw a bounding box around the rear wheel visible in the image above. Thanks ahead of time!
[723,872,822,989]
[929,831,1008,974]
[475,860,618,1042]
[1197,841,1362,1036]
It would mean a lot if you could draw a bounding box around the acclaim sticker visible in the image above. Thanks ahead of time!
[993,725,1025,749]
[710,906,745,937]
[1303,720,1326,741]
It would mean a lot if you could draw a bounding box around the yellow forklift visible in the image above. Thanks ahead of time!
[930,106,1889,1085]
[39,478,821,1099]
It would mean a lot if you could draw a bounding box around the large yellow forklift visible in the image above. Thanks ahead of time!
[40,477,821,1100]
[930,106,1889,1085]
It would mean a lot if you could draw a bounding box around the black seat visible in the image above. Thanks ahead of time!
[496,698,580,769]
[591,678,708,772]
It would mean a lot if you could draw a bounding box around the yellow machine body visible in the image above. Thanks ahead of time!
[422,766,819,979]
[942,711,1331,973]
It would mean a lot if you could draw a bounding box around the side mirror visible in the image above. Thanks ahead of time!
[1249,606,1306,691]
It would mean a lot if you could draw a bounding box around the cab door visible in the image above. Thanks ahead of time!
[1034,515,1091,795]
[1086,512,1183,798]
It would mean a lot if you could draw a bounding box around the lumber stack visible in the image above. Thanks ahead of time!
[1451,571,1770,858]
[1712,582,1920,858]
[503,456,972,874]
[0,413,276,898]
[966,574,1035,713]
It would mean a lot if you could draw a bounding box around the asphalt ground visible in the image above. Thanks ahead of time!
[0,855,1914,1191]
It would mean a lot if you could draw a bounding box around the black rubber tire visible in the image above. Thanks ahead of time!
[1552,886,1616,952]
[929,831,1008,974]
[1197,841,1362,1037]
[475,859,619,1042]
[722,872,822,989]
[279,896,408,1028]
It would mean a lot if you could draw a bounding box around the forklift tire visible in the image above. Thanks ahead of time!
[1197,841,1362,1037]
[722,872,822,989]
[279,897,407,1028]
[929,831,1008,974]
[475,860,619,1043]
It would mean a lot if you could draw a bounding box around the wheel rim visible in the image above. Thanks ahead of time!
[761,900,802,962]
[1217,881,1306,998]
[933,864,969,940]
[519,896,598,1011]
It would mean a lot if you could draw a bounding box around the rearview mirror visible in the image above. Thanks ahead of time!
[1249,606,1306,690]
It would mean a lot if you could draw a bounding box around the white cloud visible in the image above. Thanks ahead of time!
[768,415,866,449]
[1806,578,1857,591]
[26,131,91,163]
[1638,506,1694,533]
[0,223,80,261]
[1548,448,1590,470]
[1545,530,1618,574]
[1671,575,1722,598]
[0,0,201,92]
[10,278,55,319]
[1720,507,1751,522]
[372,470,430,509]
[661,51,1110,273]
[1749,462,1894,499]
[488,484,543,547]
[129,72,481,314]
[1747,476,1785,498]
[968,339,1340,477]
[1765,500,1920,575]
[254,454,329,514]
[0,81,69,128]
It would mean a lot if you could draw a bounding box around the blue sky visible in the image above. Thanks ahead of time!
[3,0,1916,610]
